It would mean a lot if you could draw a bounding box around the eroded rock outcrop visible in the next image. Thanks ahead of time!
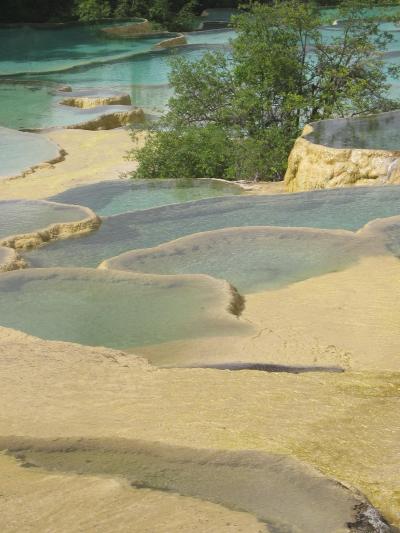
[0,205,101,251]
[67,108,145,130]
[61,94,132,109]
[154,35,187,48]
[285,124,400,192]
[0,247,27,272]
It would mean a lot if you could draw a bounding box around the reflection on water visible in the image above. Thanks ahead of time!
[306,111,400,151]
[49,179,242,216]
[24,186,400,269]
[0,268,248,348]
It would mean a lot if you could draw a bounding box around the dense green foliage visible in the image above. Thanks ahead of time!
[132,0,400,182]
[75,0,112,22]
[0,0,236,24]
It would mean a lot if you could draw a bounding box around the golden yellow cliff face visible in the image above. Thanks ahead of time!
[284,125,400,192]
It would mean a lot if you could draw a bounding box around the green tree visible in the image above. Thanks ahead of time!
[134,124,234,179]
[75,0,111,22]
[170,0,199,31]
[149,0,172,26]
[132,0,400,181]
[113,0,135,18]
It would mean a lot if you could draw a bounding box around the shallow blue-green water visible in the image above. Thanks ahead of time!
[104,226,366,293]
[0,268,248,348]
[0,82,145,130]
[185,29,235,45]
[0,45,218,128]
[49,179,242,216]
[2,18,400,132]
[0,83,137,129]
[0,200,91,240]
[0,126,60,177]
[0,23,161,76]
[39,46,214,89]
[23,186,400,269]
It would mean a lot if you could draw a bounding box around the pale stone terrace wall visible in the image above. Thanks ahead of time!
[284,124,400,192]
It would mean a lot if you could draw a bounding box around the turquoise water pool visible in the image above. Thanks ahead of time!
[38,46,215,89]
[0,126,60,177]
[49,179,242,216]
[2,17,400,131]
[103,226,366,293]
[0,45,220,128]
[0,268,248,348]
[0,82,143,130]
[23,186,400,269]
[185,29,235,45]
[0,23,162,75]
[0,200,91,240]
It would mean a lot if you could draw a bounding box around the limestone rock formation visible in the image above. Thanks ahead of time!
[154,35,187,48]
[0,208,101,251]
[284,125,400,192]
[61,94,132,109]
[0,247,26,272]
[67,108,145,130]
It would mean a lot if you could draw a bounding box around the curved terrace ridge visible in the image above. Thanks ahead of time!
[1,436,394,533]
[0,199,101,250]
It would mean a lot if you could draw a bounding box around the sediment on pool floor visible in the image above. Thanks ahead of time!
[1,437,394,533]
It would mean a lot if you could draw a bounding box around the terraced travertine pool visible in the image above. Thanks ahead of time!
[48,178,242,215]
[1,11,400,532]
[22,185,400,270]
[0,126,60,177]
[1,10,400,364]
[305,110,400,151]
[0,183,396,350]
[0,199,92,240]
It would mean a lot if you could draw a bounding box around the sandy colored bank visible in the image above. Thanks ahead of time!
[0,454,265,533]
[0,128,146,201]
[0,127,286,201]
[0,326,398,528]
[137,255,400,372]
